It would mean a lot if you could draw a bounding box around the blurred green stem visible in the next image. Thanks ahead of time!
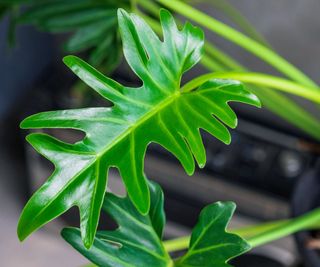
[83,212,320,266]
[199,0,270,47]
[137,7,320,140]
[163,208,320,252]
[155,0,318,88]
[182,72,320,103]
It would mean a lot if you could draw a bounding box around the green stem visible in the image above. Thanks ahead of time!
[163,221,287,252]
[138,2,320,139]
[164,208,320,252]
[136,0,161,16]
[156,0,318,87]
[200,54,227,71]
[137,0,320,254]
[139,7,320,140]
[191,0,270,47]
[164,236,190,252]
[248,208,320,247]
[182,72,320,103]
[138,0,242,72]
[204,43,243,71]
[130,0,137,11]
[138,4,230,72]
[211,0,269,47]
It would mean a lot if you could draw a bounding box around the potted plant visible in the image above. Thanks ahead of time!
[15,8,320,266]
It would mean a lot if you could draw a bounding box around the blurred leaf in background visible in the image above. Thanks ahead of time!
[1,0,131,73]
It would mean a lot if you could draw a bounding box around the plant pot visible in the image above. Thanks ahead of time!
[292,162,320,267]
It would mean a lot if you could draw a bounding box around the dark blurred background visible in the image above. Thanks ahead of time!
[0,1,320,266]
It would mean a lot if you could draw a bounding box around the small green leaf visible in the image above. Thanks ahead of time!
[62,183,249,266]
[62,181,172,267]
[18,8,260,248]
[176,202,250,267]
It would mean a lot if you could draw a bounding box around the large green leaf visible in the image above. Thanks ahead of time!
[18,8,260,248]
[62,181,172,267]
[176,202,250,267]
[62,182,249,267]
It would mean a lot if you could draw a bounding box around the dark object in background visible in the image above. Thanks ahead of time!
[0,19,54,120]
[151,118,317,217]
[232,254,286,267]
[292,162,320,267]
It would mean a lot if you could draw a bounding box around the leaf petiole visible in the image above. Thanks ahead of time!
[155,0,318,88]
[163,207,320,252]
[181,72,320,103]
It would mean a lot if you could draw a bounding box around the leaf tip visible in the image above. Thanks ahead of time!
[25,133,43,147]
[134,190,151,216]
[20,113,38,129]
[117,8,129,21]
[159,8,171,18]
[186,167,195,176]
[136,197,150,216]
[221,200,236,210]
[83,238,93,250]
[17,227,26,242]
[63,55,78,68]
[231,118,238,129]
[223,132,232,145]
[243,87,262,108]
[19,118,28,129]
[60,228,68,238]
[254,95,262,108]
[198,162,205,169]
[79,224,94,249]
[17,214,30,242]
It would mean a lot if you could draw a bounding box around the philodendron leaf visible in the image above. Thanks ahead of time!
[62,181,173,267]
[18,8,260,248]
[62,182,249,267]
[176,202,250,267]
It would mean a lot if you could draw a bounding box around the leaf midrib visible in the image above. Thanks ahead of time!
[101,236,168,263]
[93,237,135,267]
[95,90,181,158]
[105,199,171,263]
[23,89,182,232]
[108,200,162,246]
[182,242,237,259]
[192,214,224,250]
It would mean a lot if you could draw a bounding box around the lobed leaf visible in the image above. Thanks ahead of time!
[62,181,172,267]
[176,202,250,267]
[18,8,260,248]
[62,182,249,267]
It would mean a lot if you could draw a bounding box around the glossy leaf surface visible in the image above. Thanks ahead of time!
[176,202,250,267]
[3,1,320,140]
[18,9,260,248]
[62,182,249,266]
[62,181,172,267]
